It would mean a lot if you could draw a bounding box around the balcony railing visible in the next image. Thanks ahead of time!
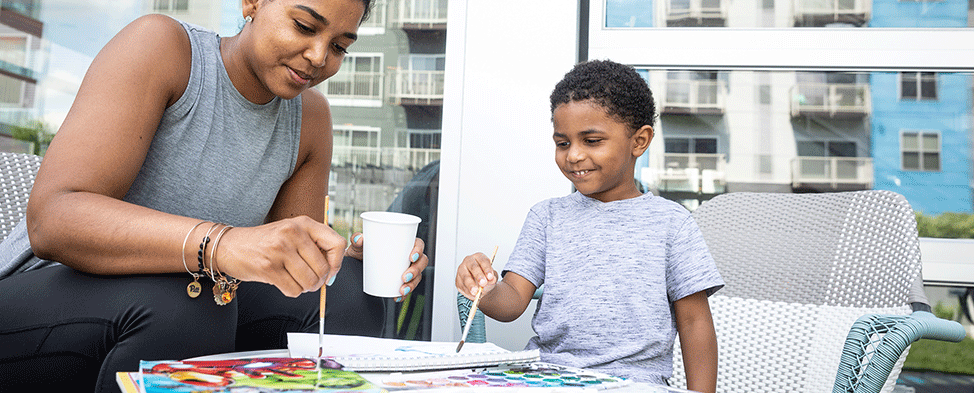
[661,79,726,115]
[389,0,448,28]
[643,153,728,194]
[793,0,870,26]
[324,71,383,100]
[388,69,445,105]
[790,83,870,118]
[0,108,32,127]
[332,146,440,171]
[791,156,873,189]
[666,0,727,26]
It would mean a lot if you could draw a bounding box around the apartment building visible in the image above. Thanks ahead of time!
[0,0,44,152]
[618,0,974,213]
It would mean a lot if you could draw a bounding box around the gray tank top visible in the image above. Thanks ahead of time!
[0,20,302,278]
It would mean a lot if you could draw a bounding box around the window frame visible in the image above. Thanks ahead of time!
[322,52,384,105]
[900,71,938,101]
[663,136,719,154]
[590,1,974,73]
[153,0,189,13]
[900,130,942,172]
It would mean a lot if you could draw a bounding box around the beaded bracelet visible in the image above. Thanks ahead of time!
[181,221,208,298]
[209,225,238,305]
[198,222,222,280]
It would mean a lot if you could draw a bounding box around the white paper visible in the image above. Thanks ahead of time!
[287,333,511,358]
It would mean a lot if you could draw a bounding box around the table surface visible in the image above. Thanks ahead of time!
[186,349,697,392]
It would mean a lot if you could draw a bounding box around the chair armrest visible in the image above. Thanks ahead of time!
[911,311,967,342]
[457,293,487,344]
[833,311,966,393]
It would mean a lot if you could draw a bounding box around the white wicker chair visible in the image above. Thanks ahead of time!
[0,152,42,240]
[669,190,959,393]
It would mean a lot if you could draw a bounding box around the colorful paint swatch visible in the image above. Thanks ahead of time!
[380,362,630,390]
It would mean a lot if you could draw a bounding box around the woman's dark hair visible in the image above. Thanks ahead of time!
[549,59,657,134]
[358,0,375,24]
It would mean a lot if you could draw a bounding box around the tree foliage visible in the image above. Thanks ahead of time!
[916,212,974,239]
[10,119,54,156]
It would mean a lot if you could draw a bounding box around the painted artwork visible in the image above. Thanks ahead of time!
[139,357,384,392]
[379,362,631,390]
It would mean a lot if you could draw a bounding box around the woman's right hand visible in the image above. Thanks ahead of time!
[215,216,347,298]
[455,252,499,300]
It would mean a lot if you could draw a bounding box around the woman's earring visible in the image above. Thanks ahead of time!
[245,15,253,23]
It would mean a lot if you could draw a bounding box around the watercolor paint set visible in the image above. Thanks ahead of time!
[380,362,631,390]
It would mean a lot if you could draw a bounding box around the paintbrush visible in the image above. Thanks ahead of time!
[319,195,329,360]
[456,245,498,353]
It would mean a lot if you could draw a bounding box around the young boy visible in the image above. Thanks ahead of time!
[455,59,724,393]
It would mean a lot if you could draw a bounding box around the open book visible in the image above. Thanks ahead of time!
[287,333,540,372]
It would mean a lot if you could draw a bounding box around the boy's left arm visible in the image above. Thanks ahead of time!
[673,291,717,393]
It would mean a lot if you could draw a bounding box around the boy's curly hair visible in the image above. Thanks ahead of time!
[550,59,657,134]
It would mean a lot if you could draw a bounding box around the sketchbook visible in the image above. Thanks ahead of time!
[137,357,384,392]
[287,333,540,372]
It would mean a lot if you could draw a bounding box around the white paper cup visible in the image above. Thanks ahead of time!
[360,211,422,297]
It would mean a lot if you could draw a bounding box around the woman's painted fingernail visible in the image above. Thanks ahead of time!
[395,297,402,302]
[327,275,337,286]
[411,253,419,262]
[404,272,414,282]
[403,286,411,295]
[353,234,361,243]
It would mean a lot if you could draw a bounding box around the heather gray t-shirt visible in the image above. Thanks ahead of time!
[503,191,724,384]
[0,20,301,279]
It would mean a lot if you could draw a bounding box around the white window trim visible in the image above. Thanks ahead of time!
[590,2,974,72]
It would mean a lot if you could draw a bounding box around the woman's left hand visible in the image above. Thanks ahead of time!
[346,233,428,301]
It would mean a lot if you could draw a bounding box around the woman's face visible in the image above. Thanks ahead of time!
[239,0,365,102]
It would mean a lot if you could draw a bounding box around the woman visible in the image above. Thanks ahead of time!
[0,0,427,391]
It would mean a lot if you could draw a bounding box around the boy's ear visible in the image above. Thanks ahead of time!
[632,125,653,157]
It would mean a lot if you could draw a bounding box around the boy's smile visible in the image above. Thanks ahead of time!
[552,100,651,203]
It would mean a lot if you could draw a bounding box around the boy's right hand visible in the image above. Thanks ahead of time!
[456,252,499,300]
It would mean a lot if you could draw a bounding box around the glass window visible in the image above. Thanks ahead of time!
[153,0,188,13]
[666,0,726,26]
[606,0,654,27]
[0,74,23,105]
[391,55,446,104]
[322,54,383,101]
[0,36,27,66]
[798,141,857,157]
[661,71,723,114]
[624,68,969,214]
[409,130,441,149]
[901,72,938,100]
[603,0,972,27]
[1,0,444,341]
[665,138,691,153]
[902,131,941,171]
[665,137,718,154]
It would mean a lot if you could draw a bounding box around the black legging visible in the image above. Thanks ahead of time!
[0,256,384,393]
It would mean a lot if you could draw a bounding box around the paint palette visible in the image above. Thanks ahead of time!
[380,362,631,390]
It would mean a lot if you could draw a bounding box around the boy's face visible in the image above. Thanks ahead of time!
[552,100,651,203]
